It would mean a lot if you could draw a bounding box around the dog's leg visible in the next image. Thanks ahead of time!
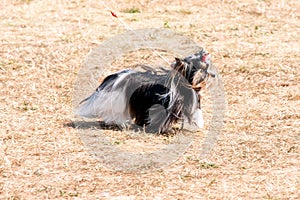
[180,118,184,130]
[193,109,204,128]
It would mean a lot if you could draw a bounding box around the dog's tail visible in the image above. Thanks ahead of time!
[75,69,133,124]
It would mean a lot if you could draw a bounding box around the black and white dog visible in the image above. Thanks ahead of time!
[76,49,217,133]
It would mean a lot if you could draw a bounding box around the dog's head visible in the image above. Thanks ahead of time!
[171,50,217,91]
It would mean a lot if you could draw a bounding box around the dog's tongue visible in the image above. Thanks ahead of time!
[201,52,210,64]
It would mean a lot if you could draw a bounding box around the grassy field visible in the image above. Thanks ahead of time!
[1,0,299,199]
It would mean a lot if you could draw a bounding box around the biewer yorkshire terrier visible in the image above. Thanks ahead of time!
[76,49,217,133]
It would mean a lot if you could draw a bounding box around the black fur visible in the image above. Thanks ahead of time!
[76,50,215,133]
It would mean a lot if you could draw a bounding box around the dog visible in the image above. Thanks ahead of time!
[75,49,217,133]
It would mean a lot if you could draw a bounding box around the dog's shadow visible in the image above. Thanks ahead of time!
[64,120,180,136]
[64,120,123,131]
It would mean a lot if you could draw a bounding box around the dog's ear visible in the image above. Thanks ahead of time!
[172,57,184,72]
[175,57,181,64]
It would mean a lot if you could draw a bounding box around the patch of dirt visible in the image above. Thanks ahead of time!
[1,0,299,199]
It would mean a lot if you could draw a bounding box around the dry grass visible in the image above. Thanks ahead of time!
[1,0,300,199]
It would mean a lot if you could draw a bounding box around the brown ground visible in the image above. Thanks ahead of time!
[1,0,300,199]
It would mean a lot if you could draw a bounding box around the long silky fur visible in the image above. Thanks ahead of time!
[76,50,215,133]
[75,69,133,124]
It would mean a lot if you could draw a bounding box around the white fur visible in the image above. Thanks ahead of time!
[75,89,131,124]
[75,70,135,124]
[193,108,204,128]
[112,69,133,89]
